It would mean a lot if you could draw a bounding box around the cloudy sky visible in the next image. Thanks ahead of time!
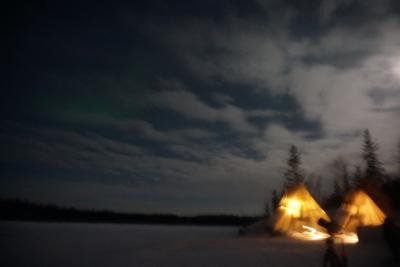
[2,0,400,215]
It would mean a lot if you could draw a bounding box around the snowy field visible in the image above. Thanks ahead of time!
[0,222,394,267]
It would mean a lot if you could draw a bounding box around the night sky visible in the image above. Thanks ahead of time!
[2,0,400,215]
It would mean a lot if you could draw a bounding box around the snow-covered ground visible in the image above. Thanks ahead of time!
[0,222,394,267]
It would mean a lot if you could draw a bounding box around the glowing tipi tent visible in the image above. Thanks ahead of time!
[334,189,386,243]
[273,184,331,240]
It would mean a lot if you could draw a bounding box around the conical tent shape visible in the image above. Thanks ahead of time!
[273,184,330,238]
[335,190,386,233]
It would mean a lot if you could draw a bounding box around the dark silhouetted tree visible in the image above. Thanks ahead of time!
[353,165,363,188]
[325,156,351,208]
[271,189,279,211]
[333,178,341,195]
[284,145,304,188]
[331,156,351,193]
[264,202,271,218]
[362,129,384,186]
[325,173,345,209]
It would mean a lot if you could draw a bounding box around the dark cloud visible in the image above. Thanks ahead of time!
[2,0,400,214]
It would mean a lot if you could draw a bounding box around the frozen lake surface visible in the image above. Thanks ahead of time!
[0,221,394,267]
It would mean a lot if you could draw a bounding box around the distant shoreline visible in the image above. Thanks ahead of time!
[0,198,261,227]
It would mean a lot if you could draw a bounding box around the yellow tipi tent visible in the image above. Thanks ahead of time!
[335,190,386,234]
[273,184,330,240]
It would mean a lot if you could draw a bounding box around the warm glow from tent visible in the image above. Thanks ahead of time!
[333,232,359,244]
[282,199,301,217]
[291,225,330,241]
[273,184,330,241]
[334,190,386,244]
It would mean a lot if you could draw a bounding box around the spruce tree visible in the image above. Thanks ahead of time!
[284,145,303,188]
[333,177,343,197]
[362,129,384,186]
[271,189,279,211]
[264,202,271,218]
[331,156,351,193]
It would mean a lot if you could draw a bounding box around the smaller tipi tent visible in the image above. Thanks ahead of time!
[335,189,386,234]
[273,184,330,240]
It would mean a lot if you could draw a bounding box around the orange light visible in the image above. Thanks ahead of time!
[333,232,359,244]
[290,225,330,241]
[273,184,331,241]
[283,199,301,217]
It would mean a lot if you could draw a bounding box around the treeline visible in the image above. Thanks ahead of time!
[266,129,400,215]
[0,198,260,226]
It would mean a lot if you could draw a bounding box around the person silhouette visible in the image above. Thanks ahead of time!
[339,243,348,267]
[382,217,400,263]
[323,237,341,267]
